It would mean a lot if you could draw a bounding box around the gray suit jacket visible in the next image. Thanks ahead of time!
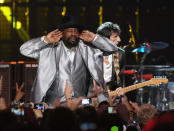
[20,35,118,102]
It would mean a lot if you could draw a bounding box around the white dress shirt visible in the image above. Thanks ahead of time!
[103,54,113,83]
[63,44,76,62]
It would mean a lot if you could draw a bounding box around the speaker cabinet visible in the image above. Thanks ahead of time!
[0,63,14,106]
[23,63,38,102]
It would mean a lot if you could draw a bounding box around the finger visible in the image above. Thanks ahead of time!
[65,79,69,87]
[20,102,24,106]
[79,35,83,39]
[82,30,89,33]
[129,101,133,104]
[52,34,62,38]
[53,35,63,39]
[114,95,117,99]
[111,95,115,99]
[50,30,61,37]
[52,31,62,36]
[52,34,61,37]
[52,29,59,33]
[16,83,19,91]
[80,30,86,34]
[93,79,96,86]
[19,83,24,90]
[0,75,3,81]
[52,33,63,38]
[79,34,86,39]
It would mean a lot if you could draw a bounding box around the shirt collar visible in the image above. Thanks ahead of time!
[63,44,77,52]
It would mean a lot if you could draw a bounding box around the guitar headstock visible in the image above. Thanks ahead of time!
[150,77,168,85]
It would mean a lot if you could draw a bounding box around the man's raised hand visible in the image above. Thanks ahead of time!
[44,29,63,43]
[79,30,96,42]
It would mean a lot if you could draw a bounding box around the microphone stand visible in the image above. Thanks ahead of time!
[136,47,151,106]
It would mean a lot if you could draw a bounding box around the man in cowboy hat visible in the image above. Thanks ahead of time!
[20,15,118,106]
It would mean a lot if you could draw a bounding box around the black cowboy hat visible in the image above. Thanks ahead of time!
[57,15,84,31]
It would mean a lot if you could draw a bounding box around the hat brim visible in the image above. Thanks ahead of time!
[58,23,83,31]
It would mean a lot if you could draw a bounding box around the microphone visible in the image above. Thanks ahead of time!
[122,70,136,75]
[123,44,131,49]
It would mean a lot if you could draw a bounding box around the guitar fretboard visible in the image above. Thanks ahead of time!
[123,80,152,93]
[109,78,168,96]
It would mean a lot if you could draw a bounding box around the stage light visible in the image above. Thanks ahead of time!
[61,0,66,16]
[0,4,30,41]
[61,6,66,16]
[13,21,22,30]
[98,6,103,25]
[0,0,4,4]
[111,126,118,131]
[0,6,22,30]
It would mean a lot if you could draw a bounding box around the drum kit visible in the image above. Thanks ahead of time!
[124,41,174,111]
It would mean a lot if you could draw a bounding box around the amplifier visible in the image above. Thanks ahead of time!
[23,63,38,102]
[0,64,14,106]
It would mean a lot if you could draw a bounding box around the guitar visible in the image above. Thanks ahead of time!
[109,77,168,96]
[60,78,168,104]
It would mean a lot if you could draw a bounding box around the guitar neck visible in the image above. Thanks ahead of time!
[109,80,152,96]
[123,80,152,93]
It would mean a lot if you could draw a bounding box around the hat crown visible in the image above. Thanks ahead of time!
[58,15,81,30]
[61,15,78,24]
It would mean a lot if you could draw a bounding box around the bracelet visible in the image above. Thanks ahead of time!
[11,100,20,106]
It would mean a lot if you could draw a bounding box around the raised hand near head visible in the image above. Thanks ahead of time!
[79,30,96,42]
[44,29,63,43]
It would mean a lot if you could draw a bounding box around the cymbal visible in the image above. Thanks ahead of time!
[155,67,174,72]
[132,41,168,53]
[125,65,170,69]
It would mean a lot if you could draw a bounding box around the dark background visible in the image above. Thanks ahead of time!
[0,0,173,66]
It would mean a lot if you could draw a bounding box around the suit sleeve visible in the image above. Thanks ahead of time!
[19,37,48,59]
[91,35,118,55]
